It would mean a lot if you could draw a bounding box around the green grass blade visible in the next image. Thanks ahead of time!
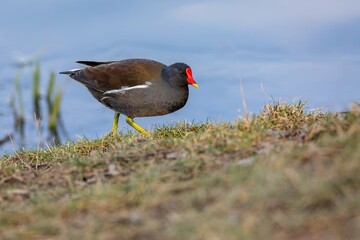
[32,61,41,119]
[11,68,26,135]
[49,88,63,134]
[46,72,55,103]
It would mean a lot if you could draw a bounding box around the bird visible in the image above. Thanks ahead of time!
[60,58,198,136]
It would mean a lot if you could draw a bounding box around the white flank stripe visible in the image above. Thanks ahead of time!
[105,81,153,95]
[68,68,82,72]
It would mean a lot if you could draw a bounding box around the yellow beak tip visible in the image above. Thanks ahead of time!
[191,84,199,88]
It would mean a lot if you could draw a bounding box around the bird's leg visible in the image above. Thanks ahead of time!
[126,116,149,136]
[112,112,120,136]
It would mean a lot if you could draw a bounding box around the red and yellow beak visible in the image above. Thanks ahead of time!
[186,68,198,88]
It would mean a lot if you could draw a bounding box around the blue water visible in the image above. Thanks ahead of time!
[1,1,360,154]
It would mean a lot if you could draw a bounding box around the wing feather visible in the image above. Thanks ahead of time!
[61,59,166,92]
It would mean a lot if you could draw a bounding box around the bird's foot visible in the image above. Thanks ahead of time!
[126,116,149,136]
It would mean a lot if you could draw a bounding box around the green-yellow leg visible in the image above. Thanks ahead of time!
[112,112,120,136]
[126,116,149,136]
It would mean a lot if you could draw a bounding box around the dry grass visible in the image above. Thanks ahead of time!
[0,100,359,240]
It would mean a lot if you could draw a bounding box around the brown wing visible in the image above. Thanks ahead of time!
[73,59,166,92]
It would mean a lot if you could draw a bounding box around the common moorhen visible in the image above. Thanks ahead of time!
[60,59,198,135]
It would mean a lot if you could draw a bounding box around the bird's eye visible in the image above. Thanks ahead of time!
[179,70,185,75]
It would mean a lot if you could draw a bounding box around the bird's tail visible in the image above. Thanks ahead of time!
[59,69,82,75]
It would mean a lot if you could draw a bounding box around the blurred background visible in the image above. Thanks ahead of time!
[1,0,359,154]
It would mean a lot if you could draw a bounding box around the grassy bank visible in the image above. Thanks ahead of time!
[1,101,359,240]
